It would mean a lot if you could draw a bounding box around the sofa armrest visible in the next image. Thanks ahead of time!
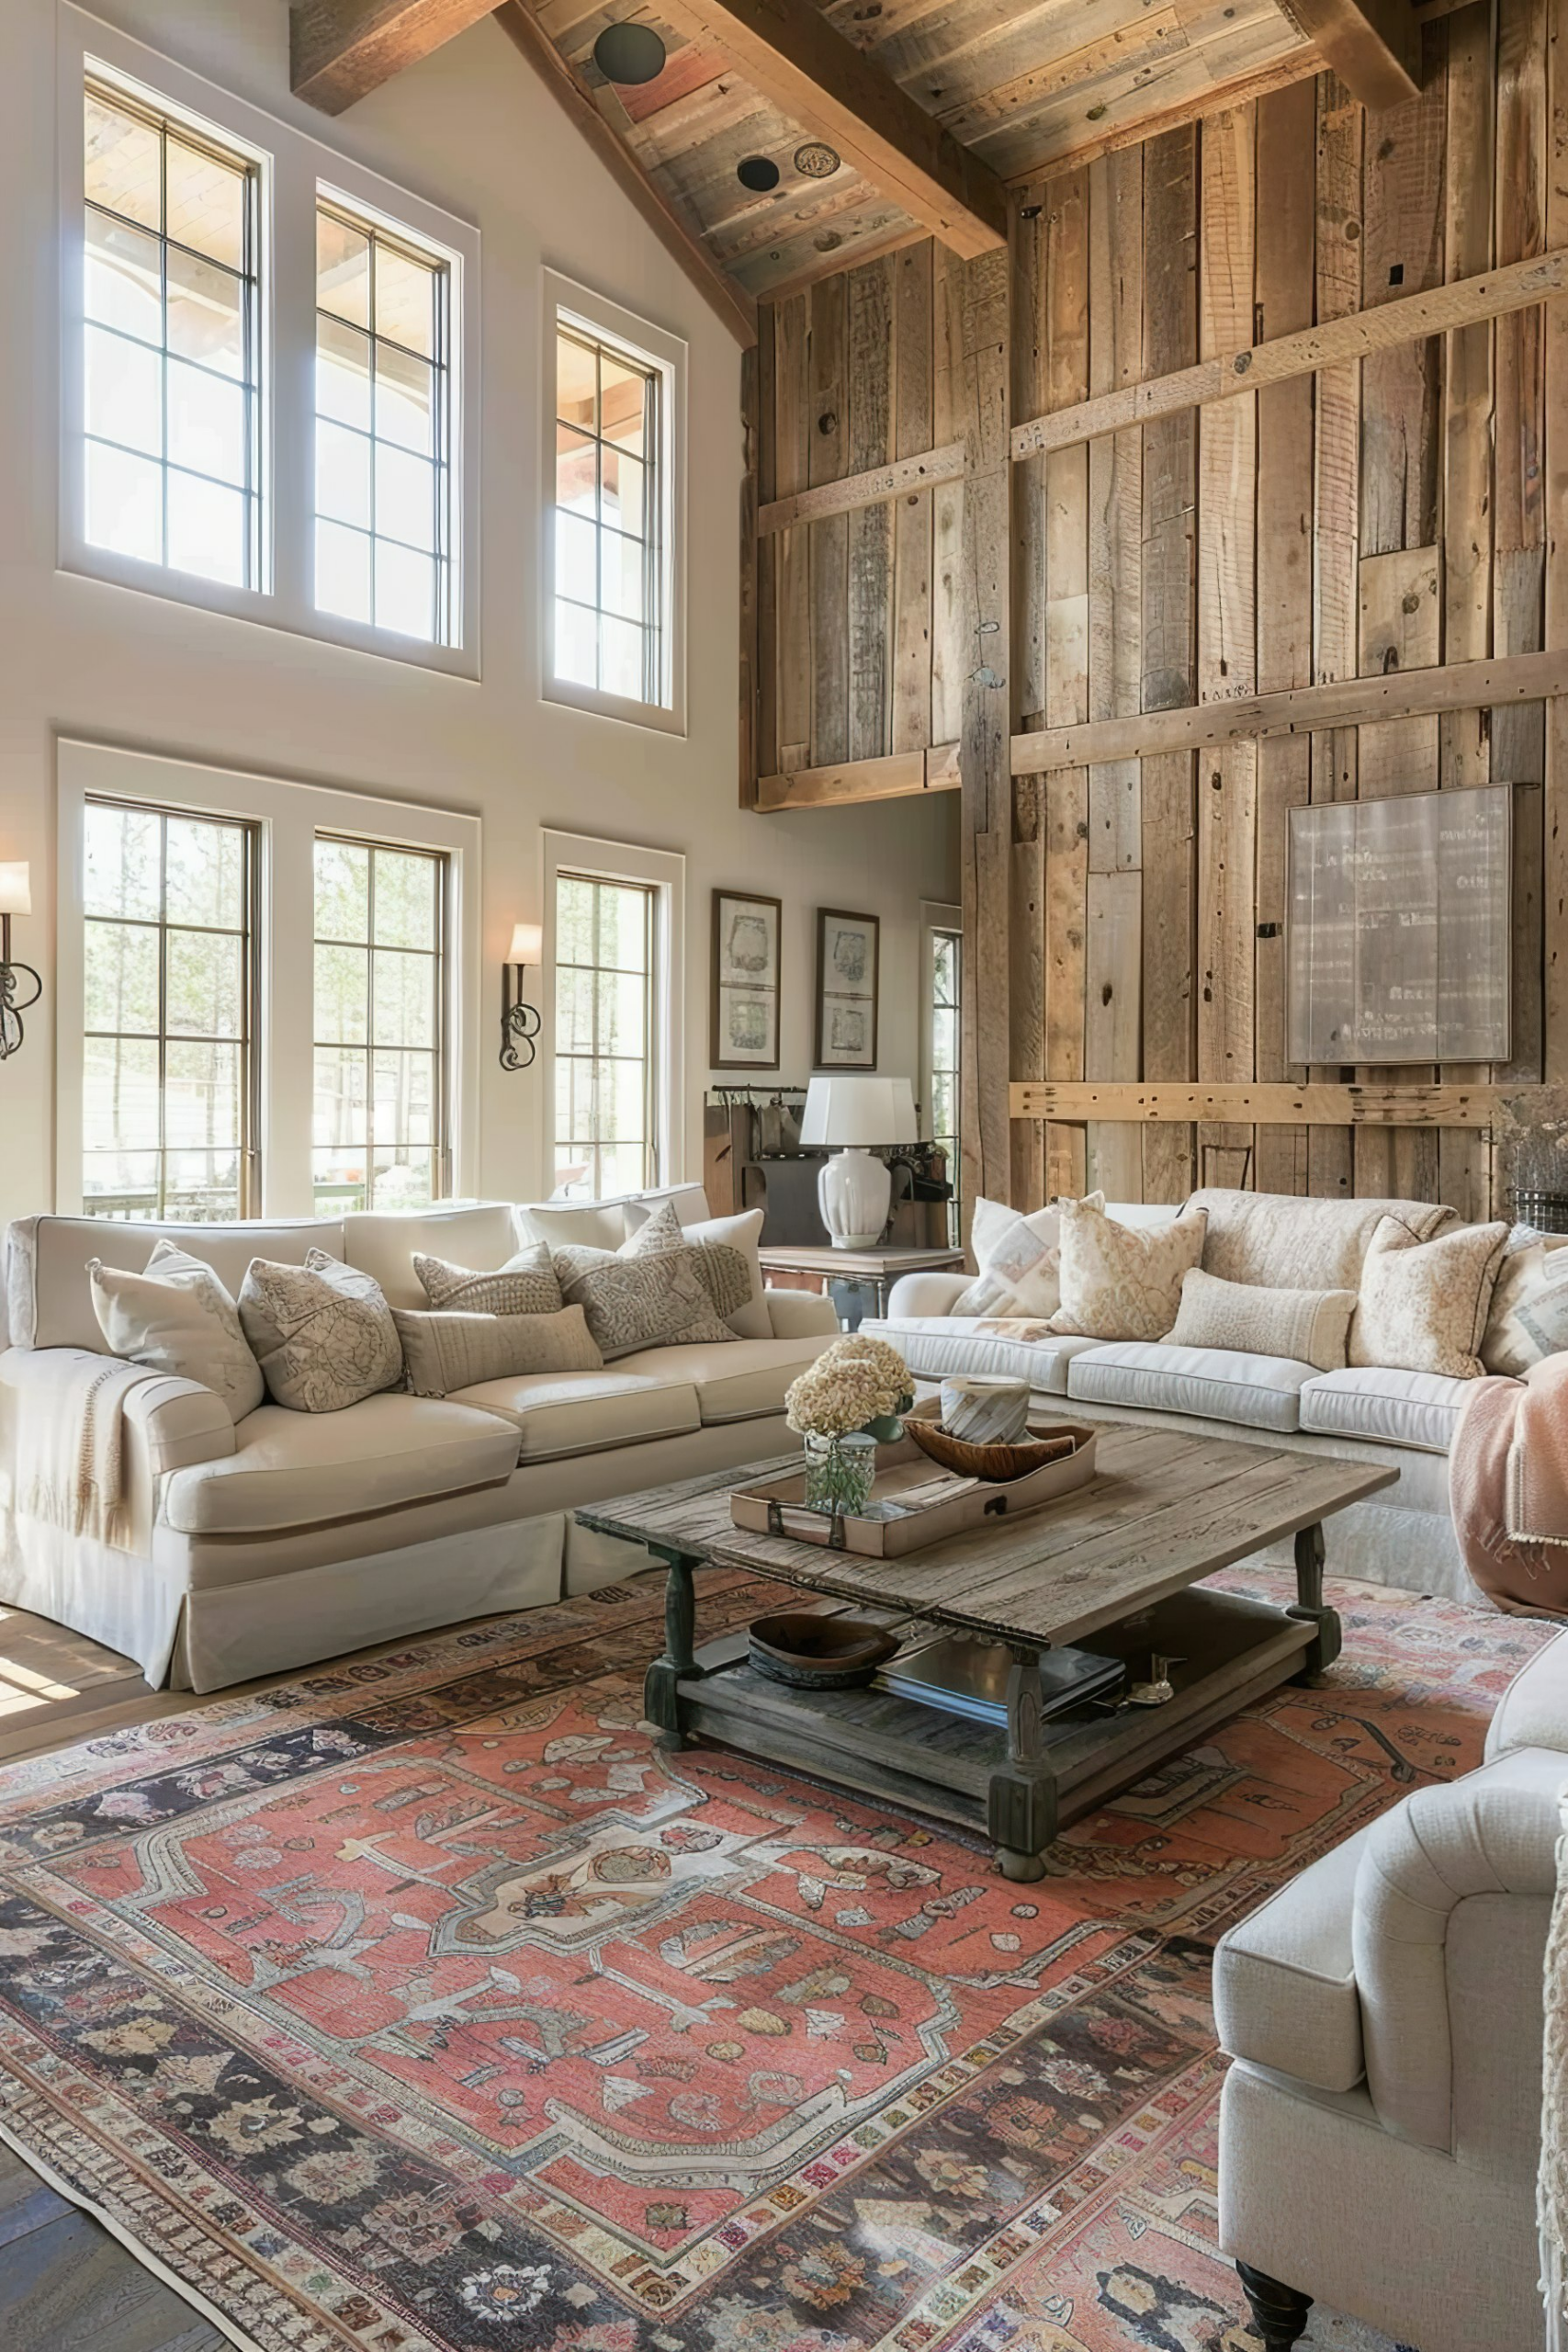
[1352,1745,1564,2154]
[123,1374,237,1476]
[886,1272,971,1318]
[1485,1627,1568,1762]
[763,1288,840,1340]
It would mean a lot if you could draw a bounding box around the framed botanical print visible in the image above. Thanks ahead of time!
[815,907,879,1069]
[711,888,782,1069]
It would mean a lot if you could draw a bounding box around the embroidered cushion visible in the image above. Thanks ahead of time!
[1482,1230,1568,1375]
[623,1200,769,1337]
[1048,1195,1207,1342]
[393,1305,602,1397]
[1349,1216,1510,1379]
[552,1244,736,1361]
[1167,1267,1358,1374]
[88,1239,264,1422]
[951,1196,1062,1317]
[413,1242,562,1317]
[238,1249,403,1411]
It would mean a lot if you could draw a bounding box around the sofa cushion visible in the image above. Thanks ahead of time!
[1167,1267,1357,1374]
[1066,1342,1315,1432]
[342,1204,521,1310]
[394,1305,603,1396]
[239,1250,403,1412]
[163,1393,519,1534]
[413,1241,561,1316]
[1299,1364,1472,1454]
[613,1333,832,1424]
[6,1215,346,1353]
[1213,1820,1373,2093]
[89,1241,265,1421]
[863,1315,1097,1396]
[446,1368,702,1461]
[951,1195,1062,1317]
[624,1200,771,1339]
[1049,1194,1207,1341]
[1185,1187,1456,1292]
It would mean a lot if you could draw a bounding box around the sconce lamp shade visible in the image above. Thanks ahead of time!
[800,1075,918,1149]
[508,921,543,966]
[0,863,30,917]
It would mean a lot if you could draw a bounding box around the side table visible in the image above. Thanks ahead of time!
[757,1244,965,1329]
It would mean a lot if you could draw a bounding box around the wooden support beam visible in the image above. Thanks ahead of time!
[494,5,756,347]
[291,0,501,112]
[1010,1080,1502,1127]
[1012,251,1568,460]
[682,0,1009,259]
[1271,0,1418,110]
[758,442,964,536]
[756,741,958,810]
[1012,648,1568,773]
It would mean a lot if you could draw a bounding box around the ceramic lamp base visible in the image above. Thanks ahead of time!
[818,1147,892,1250]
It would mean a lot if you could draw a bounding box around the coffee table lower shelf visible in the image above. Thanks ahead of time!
[648,1583,1320,1880]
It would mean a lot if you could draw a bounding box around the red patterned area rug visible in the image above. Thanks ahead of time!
[0,1565,1549,2352]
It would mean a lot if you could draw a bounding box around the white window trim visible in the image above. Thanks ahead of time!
[56,737,482,1216]
[540,829,685,1200]
[540,269,687,737]
[919,898,961,1139]
[58,5,480,678]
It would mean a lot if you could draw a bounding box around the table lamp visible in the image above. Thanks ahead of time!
[800,1075,919,1248]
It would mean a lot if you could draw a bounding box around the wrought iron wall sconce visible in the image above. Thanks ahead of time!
[0,863,40,1061]
[500,921,542,1071]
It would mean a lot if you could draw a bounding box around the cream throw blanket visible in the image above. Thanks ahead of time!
[1543,1783,1568,2348]
[15,1350,152,1547]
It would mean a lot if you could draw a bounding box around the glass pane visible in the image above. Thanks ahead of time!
[317,210,370,327]
[85,323,162,457]
[554,599,596,690]
[556,424,597,515]
[167,357,246,484]
[601,883,650,972]
[930,1072,953,1138]
[86,918,160,1034]
[314,838,370,942]
[314,1046,367,1147]
[84,1149,162,1216]
[163,1149,243,1220]
[598,1141,649,1197]
[602,447,644,536]
[555,875,595,963]
[166,926,243,1038]
[555,1055,595,1141]
[314,1151,367,1213]
[315,518,372,623]
[85,210,162,341]
[166,247,245,377]
[84,1034,160,1150]
[317,316,373,432]
[375,344,434,455]
[316,419,371,530]
[167,468,247,586]
[557,333,596,434]
[85,92,162,230]
[372,851,436,950]
[376,443,435,551]
[374,538,434,640]
[85,802,161,921]
[556,512,596,605]
[165,816,244,929]
[595,969,645,1056]
[85,439,163,563]
[600,354,646,452]
[601,614,645,702]
[367,1139,435,1212]
[375,245,436,356]
[164,1038,242,1147]
[556,967,594,1054]
[371,947,434,1047]
[372,1048,434,1144]
[601,527,645,622]
[164,138,246,269]
[315,942,368,1045]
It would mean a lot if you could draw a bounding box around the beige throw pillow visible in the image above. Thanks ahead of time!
[394,1304,602,1396]
[1350,1216,1510,1379]
[88,1240,264,1422]
[414,1242,562,1316]
[1048,1195,1207,1341]
[239,1249,403,1411]
[553,1244,735,1360]
[1482,1231,1568,1376]
[1167,1267,1358,1374]
[952,1196,1062,1317]
[622,1200,763,1333]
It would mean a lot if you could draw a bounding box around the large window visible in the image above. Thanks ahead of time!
[312,838,448,1212]
[922,908,962,1246]
[554,873,659,1199]
[82,77,262,589]
[82,797,258,1220]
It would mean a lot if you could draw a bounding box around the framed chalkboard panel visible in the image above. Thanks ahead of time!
[1286,784,1511,1066]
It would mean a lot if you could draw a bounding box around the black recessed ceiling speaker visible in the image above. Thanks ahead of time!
[794,141,841,177]
[592,21,667,84]
[737,154,781,192]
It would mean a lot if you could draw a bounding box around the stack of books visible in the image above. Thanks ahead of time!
[875,1633,1124,1727]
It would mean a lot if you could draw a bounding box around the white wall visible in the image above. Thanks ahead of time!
[0,0,957,1226]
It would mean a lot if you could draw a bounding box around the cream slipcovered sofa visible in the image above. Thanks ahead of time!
[1214,1623,1568,2351]
[865,1187,1513,1609]
[0,1186,838,1692]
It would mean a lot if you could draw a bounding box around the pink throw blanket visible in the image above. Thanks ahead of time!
[1450,1353,1568,1614]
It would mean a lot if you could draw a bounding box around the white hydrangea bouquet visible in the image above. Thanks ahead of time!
[784,1334,914,1519]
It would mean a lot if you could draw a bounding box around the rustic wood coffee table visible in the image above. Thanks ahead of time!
[578,1425,1396,1881]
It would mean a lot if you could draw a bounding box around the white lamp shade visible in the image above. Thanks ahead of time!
[800,1075,919,1148]
[0,862,30,917]
[508,920,543,966]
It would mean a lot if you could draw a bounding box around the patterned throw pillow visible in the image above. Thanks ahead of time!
[1482,1230,1568,1376]
[414,1242,562,1316]
[88,1239,264,1422]
[1167,1267,1358,1374]
[238,1249,403,1411]
[393,1305,602,1396]
[552,1244,735,1361]
[951,1196,1062,1317]
[1350,1216,1511,1379]
[1048,1195,1207,1342]
[621,1199,755,1326]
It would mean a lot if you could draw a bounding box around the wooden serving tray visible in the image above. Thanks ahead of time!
[729,1424,1099,1556]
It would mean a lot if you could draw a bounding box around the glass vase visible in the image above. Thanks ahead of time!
[802,1430,877,1520]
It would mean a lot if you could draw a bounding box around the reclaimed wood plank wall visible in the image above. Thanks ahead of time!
[747,0,1568,1220]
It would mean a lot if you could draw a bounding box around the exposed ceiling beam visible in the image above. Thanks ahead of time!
[1270,0,1419,109]
[682,0,1010,258]
[291,0,503,114]
[495,4,758,347]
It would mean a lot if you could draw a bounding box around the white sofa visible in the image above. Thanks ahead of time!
[865,1188,1510,1610]
[0,1185,838,1692]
